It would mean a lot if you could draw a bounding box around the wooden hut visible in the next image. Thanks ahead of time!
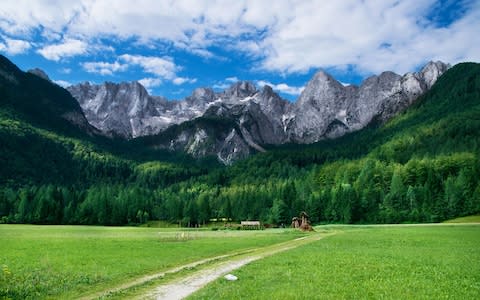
[299,211,313,231]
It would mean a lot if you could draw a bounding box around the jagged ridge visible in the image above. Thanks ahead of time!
[67,61,449,164]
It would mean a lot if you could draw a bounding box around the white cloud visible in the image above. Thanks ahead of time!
[213,76,241,90]
[212,83,230,90]
[188,48,215,59]
[0,1,85,36]
[53,79,72,88]
[254,0,480,74]
[0,37,31,55]
[37,38,87,61]
[82,61,128,75]
[172,77,197,85]
[138,77,162,90]
[119,54,178,79]
[120,54,196,85]
[257,80,304,96]
[0,0,478,75]
[81,54,192,84]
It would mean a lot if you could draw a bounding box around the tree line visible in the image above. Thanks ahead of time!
[1,153,478,226]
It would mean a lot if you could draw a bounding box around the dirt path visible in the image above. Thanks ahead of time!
[140,233,331,300]
[80,232,331,300]
[79,249,256,300]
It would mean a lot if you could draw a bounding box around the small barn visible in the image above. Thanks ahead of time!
[240,220,262,230]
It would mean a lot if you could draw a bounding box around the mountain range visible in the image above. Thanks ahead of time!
[66,61,449,164]
[0,54,479,226]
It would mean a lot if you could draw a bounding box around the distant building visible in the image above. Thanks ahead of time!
[241,220,262,230]
[292,211,313,231]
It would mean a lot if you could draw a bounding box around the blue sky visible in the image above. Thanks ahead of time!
[0,0,479,101]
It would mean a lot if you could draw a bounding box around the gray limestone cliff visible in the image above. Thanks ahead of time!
[288,61,450,143]
[67,61,449,164]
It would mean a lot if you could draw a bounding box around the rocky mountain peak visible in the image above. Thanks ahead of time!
[224,81,257,98]
[188,87,216,105]
[105,80,149,98]
[312,70,333,81]
[256,84,289,111]
[377,71,402,84]
[420,61,450,89]
[297,69,345,107]
[261,84,273,95]
[67,80,160,138]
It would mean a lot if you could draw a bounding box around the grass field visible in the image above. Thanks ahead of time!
[0,225,303,299]
[444,215,480,223]
[189,225,480,299]
[2,224,479,299]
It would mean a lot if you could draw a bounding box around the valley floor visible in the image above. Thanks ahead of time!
[1,223,479,299]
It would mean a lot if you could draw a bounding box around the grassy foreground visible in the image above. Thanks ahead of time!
[190,225,480,299]
[0,225,302,299]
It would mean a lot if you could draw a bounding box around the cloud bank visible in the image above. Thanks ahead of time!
[0,0,478,82]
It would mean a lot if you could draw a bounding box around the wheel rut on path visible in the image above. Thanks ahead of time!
[140,233,331,300]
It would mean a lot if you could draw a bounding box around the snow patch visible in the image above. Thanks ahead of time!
[207,98,223,107]
[239,96,253,102]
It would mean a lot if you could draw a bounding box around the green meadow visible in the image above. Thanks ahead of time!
[0,225,302,299]
[2,224,480,299]
[190,225,480,299]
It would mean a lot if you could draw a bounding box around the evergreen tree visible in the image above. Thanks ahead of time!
[383,169,406,223]
[198,193,211,225]
[268,198,287,226]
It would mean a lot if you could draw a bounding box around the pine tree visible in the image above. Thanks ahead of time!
[198,193,211,225]
[383,169,406,223]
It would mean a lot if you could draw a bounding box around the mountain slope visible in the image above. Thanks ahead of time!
[0,55,96,136]
[0,55,214,188]
[0,55,130,187]
[113,62,479,226]
[211,62,480,223]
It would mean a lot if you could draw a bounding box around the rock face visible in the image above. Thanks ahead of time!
[68,61,449,164]
[288,61,450,143]
[67,82,213,138]
[158,119,253,164]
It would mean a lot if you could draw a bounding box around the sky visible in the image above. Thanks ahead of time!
[0,0,479,101]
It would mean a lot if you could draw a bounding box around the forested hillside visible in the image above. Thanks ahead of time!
[0,55,217,224]
[1,59,479,225]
